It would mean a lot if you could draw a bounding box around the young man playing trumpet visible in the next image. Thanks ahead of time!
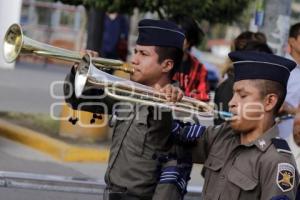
[170,51,299,199]
[64,19,194,200]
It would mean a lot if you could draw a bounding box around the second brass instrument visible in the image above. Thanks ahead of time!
[3,23,133,73]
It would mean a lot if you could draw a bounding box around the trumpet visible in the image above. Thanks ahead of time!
[76,54,214,118]
[3,23,217,119]
[3,23,133,73]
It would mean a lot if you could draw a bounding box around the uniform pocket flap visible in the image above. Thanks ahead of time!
[228,167,258,191]
[136,113,148,125]
[135,107,149,125]
[204,155,224,171]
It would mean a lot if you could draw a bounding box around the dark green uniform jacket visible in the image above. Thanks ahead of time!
[192,122,299,200]
[64,67,182,200]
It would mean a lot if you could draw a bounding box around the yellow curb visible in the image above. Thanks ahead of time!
[0,119,109,162]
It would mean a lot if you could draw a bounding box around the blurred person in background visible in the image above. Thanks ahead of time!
[171,15,210,102]
[190,47,221,91]
[293,104,300,199]
[278,23,300,139]
[291,103,300,172]
[278,23,300,177]
[214,31,271,125]
[101,12,129,73]
[293,104,300,150]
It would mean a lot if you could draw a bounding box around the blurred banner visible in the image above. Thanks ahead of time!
[0,0,22,69]
[258,0,292,56]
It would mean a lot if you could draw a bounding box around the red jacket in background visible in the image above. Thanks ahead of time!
[173,53,210,101]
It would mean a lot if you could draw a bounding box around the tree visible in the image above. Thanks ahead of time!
[60,0,252,22]
[138,0,252,23]
[58,0,252,52]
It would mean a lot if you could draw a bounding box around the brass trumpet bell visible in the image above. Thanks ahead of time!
[3,23,23,63]
[3,23,134,73]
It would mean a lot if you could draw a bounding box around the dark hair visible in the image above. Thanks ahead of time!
[234,31,267,51]
[243,41,273,54]
[289,23,300,38]
[154,46,183,78]
[253,80,286,114]
[170,15,204,48]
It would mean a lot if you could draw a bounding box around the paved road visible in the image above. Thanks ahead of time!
[0,62,68,115]
[0,136,204,199]
[0,136,105,200]
[0,136,204,200]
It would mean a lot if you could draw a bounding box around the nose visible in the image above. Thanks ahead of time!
[228,94,237,111]
[130,54,139,66]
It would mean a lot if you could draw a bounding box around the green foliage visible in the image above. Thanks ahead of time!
[58,0,252,23]
[202,0,253,23]
[137,0,212,20]
[0,112,60,136]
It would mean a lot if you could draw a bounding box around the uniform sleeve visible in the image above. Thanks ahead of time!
[153,156,192,200]
[191,123,230,164]
[260,154,299,200]
[154,122,228,199]
[152,183,182,200]
[64,66,116,114]
[153,141,193,200]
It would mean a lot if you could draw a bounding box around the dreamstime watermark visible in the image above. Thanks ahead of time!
[49,80,267,127]
[228,102,265,121]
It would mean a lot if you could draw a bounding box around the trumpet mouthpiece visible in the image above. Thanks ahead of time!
[122,63,134,74]
[216,110,233,118]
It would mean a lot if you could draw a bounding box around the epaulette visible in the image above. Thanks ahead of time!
[271,137,292,154]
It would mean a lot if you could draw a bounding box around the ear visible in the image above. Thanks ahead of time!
[264,93,278,112]
[183,39,191,50]
[288,37,296,47]
[161,59,174,73]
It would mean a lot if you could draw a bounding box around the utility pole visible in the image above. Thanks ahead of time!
[257,0,292,56]
[0,0,22,69]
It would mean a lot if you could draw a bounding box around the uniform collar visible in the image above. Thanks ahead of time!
[242,124,279,152]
